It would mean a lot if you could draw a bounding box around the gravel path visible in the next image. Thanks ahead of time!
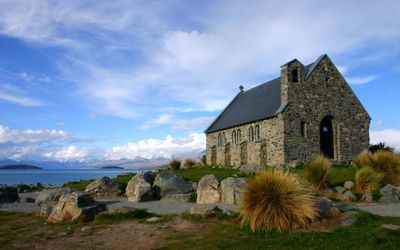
[97,197,238,215]
[353,204,400,217]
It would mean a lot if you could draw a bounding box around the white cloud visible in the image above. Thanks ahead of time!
[370,129,400,152]
[0,84,44,107]
[109,133,205,159]
[0,125,68,144]
[19,72,34,81]
[172,117,214,130]
[347,75,378,85]
[42,145,88,162]
[141,114,173,129]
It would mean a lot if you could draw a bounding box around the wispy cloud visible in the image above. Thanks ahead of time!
[347,75,378,85]
[0,84,44,107]
[172,116,214,130]
[141,114,173,129]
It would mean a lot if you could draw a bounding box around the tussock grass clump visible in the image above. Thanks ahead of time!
[184,159,197,169]
[355,167,382,193]
[353,149,374,168]
[305,155,331,191]
[170,158,181,171]
[371,150,400,185]
[240,169,317,232]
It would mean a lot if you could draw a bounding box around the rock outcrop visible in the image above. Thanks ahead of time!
[35,187,74,216]
[153,172,193,198]
[220,177,246,205]
[126,172,155,202]
[380,184,400,204]
[196,174,221,204]
[85,176,120,198]
[48,191,106,223]
[0,185,19,203]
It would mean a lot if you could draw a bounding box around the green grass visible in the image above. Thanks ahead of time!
[171,166,242,182]
[292,164,357,188]
[162,212,400,249]
[62,179,94,190]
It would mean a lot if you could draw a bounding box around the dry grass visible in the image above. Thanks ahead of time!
[183,159,196,169]
[354,167,382,193]
[240,169,318,232]
[353,150,400,186]
[305,155,331,191]
[170,158,181,171]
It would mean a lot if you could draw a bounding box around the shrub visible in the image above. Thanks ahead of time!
[201,155,207,165]
[371,150,400,185]
[305,155,331,191]
[240,169,317,232]
[184,159,197,169]
[170,158,181,171]
[353,149,373,168]
[369,142,394,153]
[355,167,382,193]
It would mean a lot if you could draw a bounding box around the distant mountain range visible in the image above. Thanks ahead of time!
[0,150,206,169]
[0,164,42,170]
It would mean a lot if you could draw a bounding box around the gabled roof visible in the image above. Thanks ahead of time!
[204,55,326,134]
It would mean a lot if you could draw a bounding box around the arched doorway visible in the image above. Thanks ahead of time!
[320,116,334,159]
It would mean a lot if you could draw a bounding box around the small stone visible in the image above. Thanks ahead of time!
[334,186,346,194]
[342,190,356,201]
[318,197,333,216]
[381,224,400,230]
[361,194,373,202]
[341,219,355,227]
[81,225,91,232]
[344,181,354,190]
[147,217,162,222]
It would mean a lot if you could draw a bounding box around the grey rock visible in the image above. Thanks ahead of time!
[147,216,162,222]
[344,181,354,190]
[333,203,350,212]
[380,184,400,204]
[239,164,263,175]
[361,193,373,202]
[318,197,333,216]
[126,173,155,202]
[343,190,357,201]
[153,172,193,198]
[162,193,191,202]
[341,219,356,227]
[220,177,247,205]
[0,185,19,203]
[334,186,346,194]
[381,224,400,230]
[196,174,221,204]
[48,191,105,223]
[85,176,120,198]
[35,188,74,216]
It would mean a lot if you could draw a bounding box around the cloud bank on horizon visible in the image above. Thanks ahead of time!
[0,0,399,162]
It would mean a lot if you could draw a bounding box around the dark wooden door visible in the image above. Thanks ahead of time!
[320,117,334,159]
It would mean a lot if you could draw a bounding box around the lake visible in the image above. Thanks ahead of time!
[0,168,159,185]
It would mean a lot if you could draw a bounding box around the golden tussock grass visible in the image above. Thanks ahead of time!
[355,166,382,193]
[305,155,331,191]
[240,169,318,232]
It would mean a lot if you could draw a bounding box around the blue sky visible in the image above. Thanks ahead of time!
[0,0,399,162]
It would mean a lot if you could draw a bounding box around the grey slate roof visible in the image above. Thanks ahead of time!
[205,57,321,134]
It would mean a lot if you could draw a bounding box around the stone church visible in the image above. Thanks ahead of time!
[205,54,370,167]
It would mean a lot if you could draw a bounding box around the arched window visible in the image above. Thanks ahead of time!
[222,132,226,145]
[255,125,260,141]
[232,130,236,145]
[237,129,241,143]
[249,126,254,142]
[292,69,299,83]
[217,133,221,146]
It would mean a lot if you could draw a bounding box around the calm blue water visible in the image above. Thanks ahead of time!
[0,168,157,185]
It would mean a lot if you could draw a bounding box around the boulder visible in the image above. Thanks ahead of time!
[0,185,19,203]
[48,191,106,223]
[318,197,333,217]
[125,172,156,202]
[220,177,247,205]
[344,181,354,190]
[239,164,263,175]
[196,174,221,204]
[85,176,120,198]
[361,193,373,202]
[380,184,400,204]
[162,193,191,202]
[35,187,74,216]
[334,186,346,194]
[153,172,193,198]
[342,190,357,201]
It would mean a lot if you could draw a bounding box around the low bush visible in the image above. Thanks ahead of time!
[368,142,394,153]
[184,159,196,169]
[354,167,381,193]
[305,155,331,191]
[240,169,317,232]
[170,158,181,171]
[353,149,373,169]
